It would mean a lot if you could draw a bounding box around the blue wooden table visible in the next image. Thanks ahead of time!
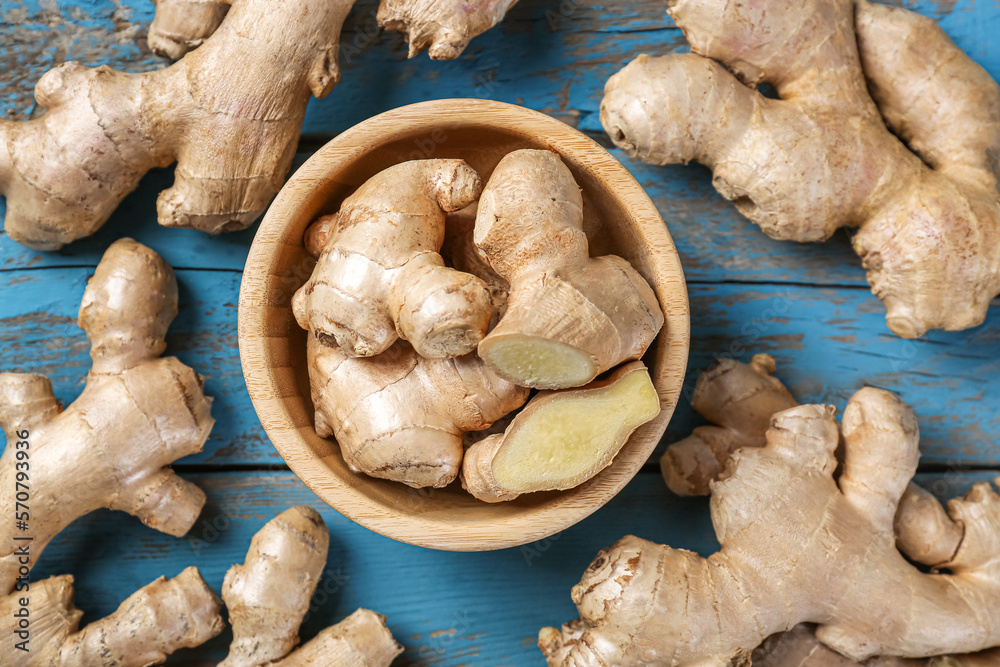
[2,1,998,664]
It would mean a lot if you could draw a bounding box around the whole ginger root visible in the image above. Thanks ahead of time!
[0,567,224,667]
[0,238,212,595]
[475,149,664,389]
[661,353,799,496]
[222,506,403,666]
[0,0,355,250]
[540,389,1000,664]
[293,159,493,360]
[601,0,1000,338]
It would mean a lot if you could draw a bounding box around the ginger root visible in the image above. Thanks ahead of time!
[0,567,224,667]
[377,0,520,60]
[462,362,660,502]
[664,353,968,571]
[293,160,493,360]
[0,0,355,250]
[753,624,1000,667]
[540,390,1000,664]
[601,0,1000,338]
[661,353,798,496]
[222,506,402,666]
[0,238,212,595]
[147,0,517,62]
[443,203,510,324]
[147,0,231,59]
[308,336,528,488]
[475,149,664,389]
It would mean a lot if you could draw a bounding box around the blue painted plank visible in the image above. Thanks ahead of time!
[5,1,998,132]
[30,470,999,666]
[667,285,1000,467]
[307,0,1000,136]
[2,269,997,467]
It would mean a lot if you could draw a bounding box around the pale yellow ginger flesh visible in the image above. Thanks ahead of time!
[484,338,596,391]
[222,506,402,666]
[377,0,520,59]
[0,0,355,250]
[601,0,1000,338]
[307,336,528,488]
[293,159,493,360]
[0,238,213,596]
[475,149,664,389]
[540,390,1000,665]
[147,0,231,59]
[663,353,967,570]
[0,567,224,667]
[462,362,660,502]
[753,623,1000,667]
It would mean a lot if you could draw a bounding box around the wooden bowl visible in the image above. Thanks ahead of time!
[238,99,690,551]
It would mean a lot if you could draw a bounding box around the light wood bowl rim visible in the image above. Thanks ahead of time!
[238,99,690,551]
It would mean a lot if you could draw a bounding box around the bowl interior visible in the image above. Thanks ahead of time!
[239,100,690,550]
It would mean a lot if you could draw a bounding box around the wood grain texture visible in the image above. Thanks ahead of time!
[27,470,999,666]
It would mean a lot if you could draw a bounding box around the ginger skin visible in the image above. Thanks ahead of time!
[601,0,1000,338]
[293,160,493,360]
[475,149,664,389]
[443,203,510,325]
[0,567,224,667]
[0,239,213,596]
[541,390,1000,664]
[377,0,520,59]
[664,353,966,570]
[462,362,660,502]
[753,624,1000,667]
[148,0,231,59]
[0,0,355,250]
[147,0,517,62]
[308,336,528,488]
[661,353,797,496]
[222,506,402,666]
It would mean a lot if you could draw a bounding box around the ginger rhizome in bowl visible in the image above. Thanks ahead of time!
[292,149,664,499]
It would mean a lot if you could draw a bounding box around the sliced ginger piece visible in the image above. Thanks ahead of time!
[462,362,660,502]
[474,149,663,389]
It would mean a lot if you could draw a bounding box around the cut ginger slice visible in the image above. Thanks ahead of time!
[460,362,660,502]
